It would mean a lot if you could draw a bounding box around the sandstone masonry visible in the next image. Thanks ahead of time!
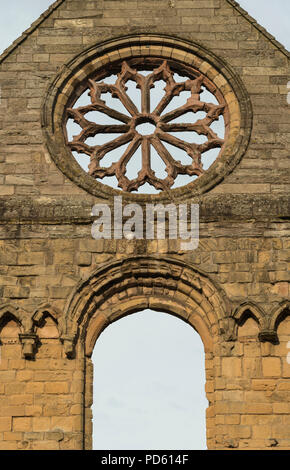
[0,0,289,450]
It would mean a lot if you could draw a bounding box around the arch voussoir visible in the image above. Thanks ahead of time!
[62,256,229,358]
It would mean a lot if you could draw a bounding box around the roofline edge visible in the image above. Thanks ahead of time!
[226,0,289,59]
[0,0,288,65]
[0,0,66,65]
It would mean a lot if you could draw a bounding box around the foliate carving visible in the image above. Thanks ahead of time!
[66,60,226,192]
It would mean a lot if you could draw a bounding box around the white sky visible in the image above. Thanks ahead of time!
[0,0,288,451]
[92,310,207,450]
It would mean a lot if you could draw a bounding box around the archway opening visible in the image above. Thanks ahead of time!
[91,309,208,450]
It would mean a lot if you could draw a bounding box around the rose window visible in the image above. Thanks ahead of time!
[65,59,227,194]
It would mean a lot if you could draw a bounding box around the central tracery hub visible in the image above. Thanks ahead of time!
[66,59,227,193]
[135,119,157,136]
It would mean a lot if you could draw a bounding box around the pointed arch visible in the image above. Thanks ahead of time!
[0,303,29,333]
[232,301,266,331]
[32,304,61,329]
[269,301,290,333]
[32,304,62,340]
[232,301,280,343]
[0,304,22,343]
[0,304,40,359]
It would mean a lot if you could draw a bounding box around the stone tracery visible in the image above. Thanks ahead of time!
[66,60,226,192]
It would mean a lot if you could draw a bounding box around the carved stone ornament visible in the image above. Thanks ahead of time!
[60,334,77,359]
[19,333,39,360]
[258,329,279,345]
[66,59,227,192]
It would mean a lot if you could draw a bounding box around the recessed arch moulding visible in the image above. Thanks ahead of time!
[1,255,287,364]
[60,255,231,450]
[61,255,231,357]
[60,255,287,360]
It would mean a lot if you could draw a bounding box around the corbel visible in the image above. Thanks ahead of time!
[19,333,39,359]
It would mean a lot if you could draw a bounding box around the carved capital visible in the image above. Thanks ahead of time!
[258,329,279,345]
[61,334,76,359]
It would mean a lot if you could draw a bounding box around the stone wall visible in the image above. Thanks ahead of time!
[0,0,289,450]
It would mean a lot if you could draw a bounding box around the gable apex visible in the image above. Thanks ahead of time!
[0,0,289,65]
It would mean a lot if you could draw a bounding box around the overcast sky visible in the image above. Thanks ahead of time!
[0,0,288,451]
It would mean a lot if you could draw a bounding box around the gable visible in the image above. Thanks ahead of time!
[0,0,289,66]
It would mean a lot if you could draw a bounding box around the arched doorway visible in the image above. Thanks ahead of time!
[91,309,208,450]
[62,255,230,449]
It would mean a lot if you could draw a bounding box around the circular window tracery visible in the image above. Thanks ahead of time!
[65,59,227,193]
[43,35,252,202]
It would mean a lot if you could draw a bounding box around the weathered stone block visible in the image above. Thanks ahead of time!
[13,417,32,432]
[0,417,11,432]
[262,358,282,377]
